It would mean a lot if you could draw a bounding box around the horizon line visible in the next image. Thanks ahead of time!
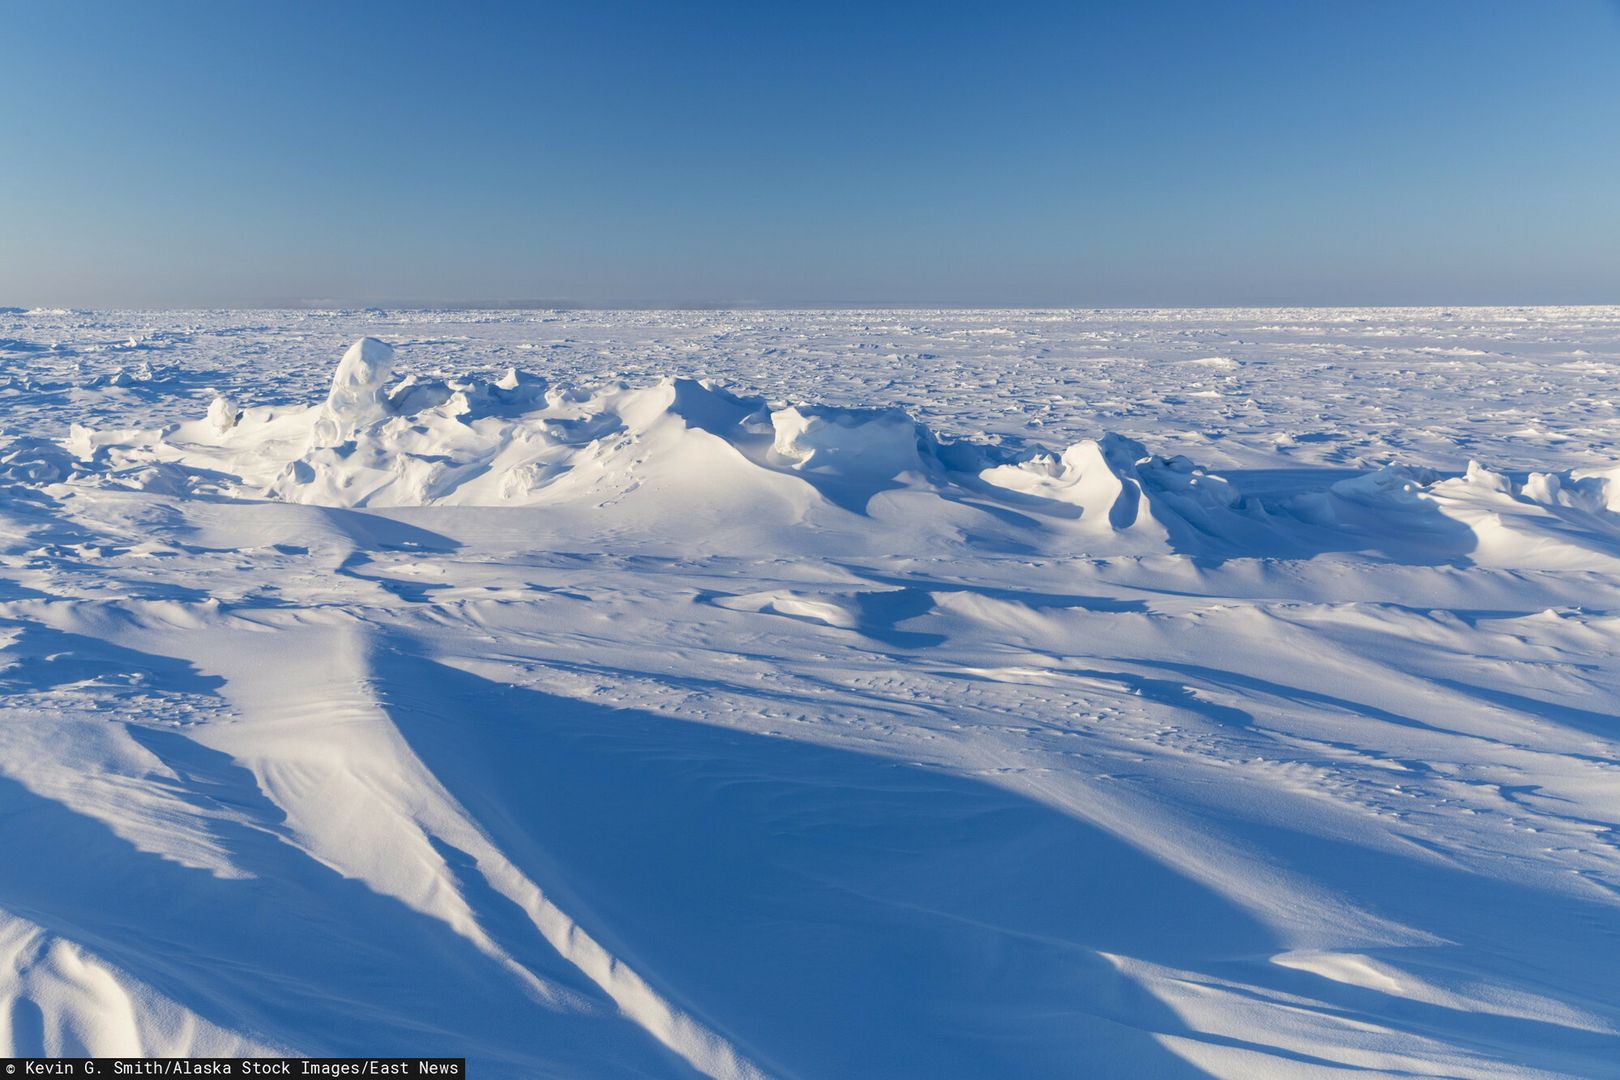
[8,299,1620,314]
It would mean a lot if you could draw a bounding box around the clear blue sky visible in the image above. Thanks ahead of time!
[3,0,1618,307]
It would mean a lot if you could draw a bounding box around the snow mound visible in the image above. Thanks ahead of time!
[0,916,276,1057]
[0,437,80,486]
[311,336,395,447]
[24,335,1620,569]
[229,343,1260,550]
[770,405,933,478]
[1329,459,1620,567]
[38,339,1238,547]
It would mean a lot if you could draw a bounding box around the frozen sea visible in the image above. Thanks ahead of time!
[2,306,1619,1077]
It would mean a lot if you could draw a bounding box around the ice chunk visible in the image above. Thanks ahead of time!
[207,395,241,433]
[311,337,394,447]
[770,405,929,478]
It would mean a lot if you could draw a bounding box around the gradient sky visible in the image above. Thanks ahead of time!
[3,0,1618,308]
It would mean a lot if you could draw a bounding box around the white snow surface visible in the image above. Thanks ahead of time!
[3,306,1620,1076]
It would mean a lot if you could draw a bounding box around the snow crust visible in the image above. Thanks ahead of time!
[3,307,1620,1077]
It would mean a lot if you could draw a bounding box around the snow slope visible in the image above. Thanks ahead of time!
[3,307,1620,1077]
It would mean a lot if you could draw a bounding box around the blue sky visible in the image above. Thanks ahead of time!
[3,0,1618,307]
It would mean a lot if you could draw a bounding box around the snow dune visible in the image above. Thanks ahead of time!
[2,310,1619,1077]
[40,334,1620,570]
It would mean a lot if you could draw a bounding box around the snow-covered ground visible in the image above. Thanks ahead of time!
[3,307,1619,1077]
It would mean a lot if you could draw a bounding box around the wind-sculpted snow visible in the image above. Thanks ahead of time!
[3,312,1620,1077]
[33,333,1620,570]
[28,335,1248,555]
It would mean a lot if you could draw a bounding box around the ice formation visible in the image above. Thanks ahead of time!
[3,310,1619,1077]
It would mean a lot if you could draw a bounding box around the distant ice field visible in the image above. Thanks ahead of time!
[7,305,1620,470]
[2,307,1619,1078]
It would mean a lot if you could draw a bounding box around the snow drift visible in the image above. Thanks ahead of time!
[22,335,1620,570]
[6,313,1620,1077]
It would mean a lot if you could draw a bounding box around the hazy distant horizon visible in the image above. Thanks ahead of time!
[9,297,1620,314]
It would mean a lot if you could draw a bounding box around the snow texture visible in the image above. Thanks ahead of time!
[2,306,1620,1077]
